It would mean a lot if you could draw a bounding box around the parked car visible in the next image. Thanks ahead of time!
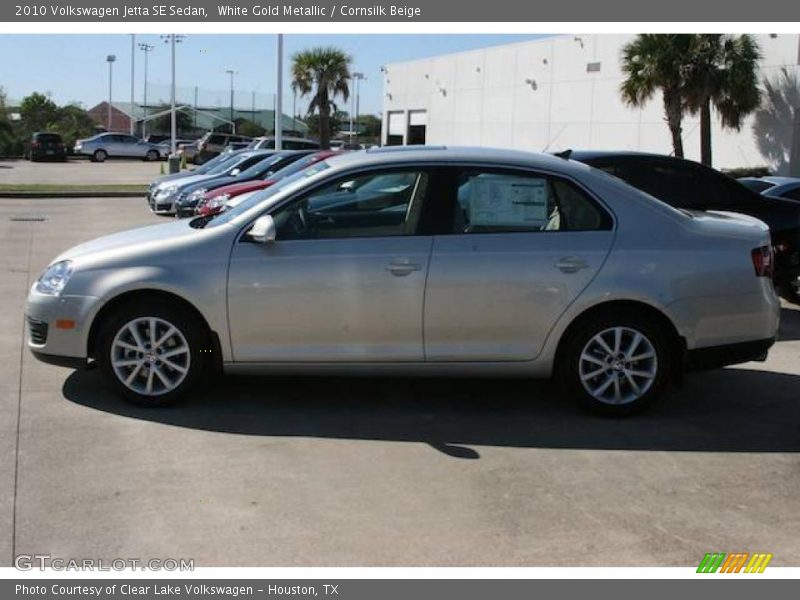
[762,180,800,203]
[156,138,195,153]
[195,132,251,163]
[176,141,200,164]
[222,142,251,154]
[247,136,320,151]
[569,151,800,304]
[174,150,314,218]
[737,176,800,194]
[28,132,67,161]
[197,150,339,217]
[148,150,271,215]
[26,147,779,415]
[74,133,164,162]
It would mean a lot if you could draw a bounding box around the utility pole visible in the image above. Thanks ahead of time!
[275,33,283,150]
[138,42,154,138]
[106,54,116,131]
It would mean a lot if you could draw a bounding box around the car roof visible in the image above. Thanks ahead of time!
[567,149,694,163]
[759,176,800,186]
[318,146,597,176]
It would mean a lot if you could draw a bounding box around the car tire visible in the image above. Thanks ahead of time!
[93,149,107,163]
[558,309,673,416]
[145,149,159,161]
[96,299,210,407]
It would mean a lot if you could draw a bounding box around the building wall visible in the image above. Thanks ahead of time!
[87,102,132,133]
[382,34,800,172]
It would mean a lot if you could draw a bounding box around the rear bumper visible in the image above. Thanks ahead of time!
[685,337,775,371]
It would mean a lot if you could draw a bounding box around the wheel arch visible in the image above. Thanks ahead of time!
[553,299,685,373]
[87,288,222,371]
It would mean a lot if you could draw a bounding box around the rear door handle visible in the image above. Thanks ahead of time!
[555,256,589,273]
[386,260,422,276]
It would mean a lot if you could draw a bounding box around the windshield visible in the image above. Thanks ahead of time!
[194,153,231,174]
[205,161,332,228]
[235,153,291,180]
[207,153,249,175]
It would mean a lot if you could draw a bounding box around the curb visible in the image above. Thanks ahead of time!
[0,191,145,199]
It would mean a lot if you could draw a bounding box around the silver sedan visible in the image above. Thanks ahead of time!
[74,133,164,162]
[25,147,780,415]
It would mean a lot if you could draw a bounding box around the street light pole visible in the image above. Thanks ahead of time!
[161,34,183,155]
[352,72,365,142]
[130,34,135,136]
[275,33,283,150]
[138,42,154,139]
[225,69,236,134]
[106,54,116,131]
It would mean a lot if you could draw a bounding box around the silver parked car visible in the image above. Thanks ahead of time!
[25,147,780,415]
[74,133,164,162]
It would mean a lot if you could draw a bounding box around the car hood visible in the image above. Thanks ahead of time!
[155,173,216,191]
[55,219,199,265]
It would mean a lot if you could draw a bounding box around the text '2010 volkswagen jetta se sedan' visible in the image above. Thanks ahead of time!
[26,147,780,415]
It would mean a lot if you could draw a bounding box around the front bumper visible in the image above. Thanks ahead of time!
[25,290,97,365]
[147,192,177,214]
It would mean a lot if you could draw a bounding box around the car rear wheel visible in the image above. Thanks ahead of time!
[145,149,159,161]
[96,300,209,406]
[93,149,107,162]
[558,310,672,416]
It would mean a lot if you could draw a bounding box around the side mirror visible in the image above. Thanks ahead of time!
[246,215,276,245]
[230,168,241,176]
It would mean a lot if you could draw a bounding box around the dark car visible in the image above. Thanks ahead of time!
[569,151,800,303]
[174,150,314,217]
[28,132,67,161]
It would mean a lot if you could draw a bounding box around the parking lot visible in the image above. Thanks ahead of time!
[1,194,799,567]
[0,158,164,186]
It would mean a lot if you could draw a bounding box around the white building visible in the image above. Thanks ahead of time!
[382,34,800,172]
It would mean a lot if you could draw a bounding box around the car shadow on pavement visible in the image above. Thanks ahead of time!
[779,306,800,341]
[63,365,800,459]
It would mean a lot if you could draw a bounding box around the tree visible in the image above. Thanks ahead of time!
[684,35,761,166]
[19,92,58,134]
[0,87,16,155]
[236,118,266,138]
[304,110,345,139]
[291,47,351,149]
[52,104,97,151]
[356,114,382,139]
[621,34,693,158]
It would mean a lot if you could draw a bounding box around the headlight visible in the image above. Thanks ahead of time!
[155,185,178,199]
[209,194,229,208]
[35,260,74,296]
[188,188,207,202]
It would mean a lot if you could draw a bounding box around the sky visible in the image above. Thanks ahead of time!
[0,34,544,117]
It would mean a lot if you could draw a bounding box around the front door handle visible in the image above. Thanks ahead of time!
[555,256,589,273]
[386,260,422,276]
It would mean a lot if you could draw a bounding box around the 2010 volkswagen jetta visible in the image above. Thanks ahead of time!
[26,147,780,415]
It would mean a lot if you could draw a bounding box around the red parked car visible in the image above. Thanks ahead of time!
[197,150,340,217]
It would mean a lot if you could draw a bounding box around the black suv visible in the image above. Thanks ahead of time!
[569,151,800,303]
[28,132,67,161]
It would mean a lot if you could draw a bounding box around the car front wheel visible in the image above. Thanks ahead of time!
[96,300,208,406]
[558,311,672,416]
[145,149,159,161]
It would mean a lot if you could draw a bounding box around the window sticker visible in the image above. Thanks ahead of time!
[468,176,549,227]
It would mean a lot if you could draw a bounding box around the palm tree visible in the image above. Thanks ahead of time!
[753,68,800,175]
[291,47,351,149]
[621,34,694,158]
[684,35,761,166]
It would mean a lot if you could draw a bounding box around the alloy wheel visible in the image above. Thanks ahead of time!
[110,317,191,396]
[578,326,658,405]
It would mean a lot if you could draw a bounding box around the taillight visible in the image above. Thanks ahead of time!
[751,245,774,278]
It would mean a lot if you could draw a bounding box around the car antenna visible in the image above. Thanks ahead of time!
[554,149,573,160]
